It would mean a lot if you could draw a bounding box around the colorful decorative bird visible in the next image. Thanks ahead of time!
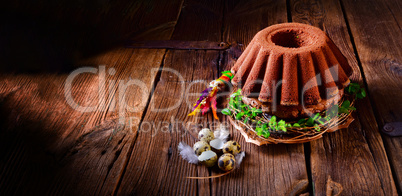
[188,71,234,119]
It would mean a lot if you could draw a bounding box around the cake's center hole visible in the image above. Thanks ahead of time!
[271,30,313,48]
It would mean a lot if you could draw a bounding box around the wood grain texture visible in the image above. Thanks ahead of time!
[215,0,309,195]
[290,0,397,195]
[53,48,174,195]
[0,51,174,195]
[116,50,220,195]
[0,0,400,195]
[116,0,223,195]
[222,0,288,51]
[0,0,184,194]
[341,0,402,193]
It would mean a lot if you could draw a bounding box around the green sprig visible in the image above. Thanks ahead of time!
[346,82,366,99]
[221,82,364,138]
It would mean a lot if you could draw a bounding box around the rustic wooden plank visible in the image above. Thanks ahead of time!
[0,51,173,195]
[0,0,184,195]
[341,0,402,125]
[290,0,398,195]
[116,50,220,195]
[53,48,175,195]
[116,0,224,195]
[213,0,310,195]
[340,0,402,193]
[221,0,288,53]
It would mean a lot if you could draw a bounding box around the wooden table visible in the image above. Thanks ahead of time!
[0,0,401,195]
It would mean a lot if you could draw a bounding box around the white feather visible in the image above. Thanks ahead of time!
[178,142,199,164]
[235,151,245,168]
[214,125,229,143]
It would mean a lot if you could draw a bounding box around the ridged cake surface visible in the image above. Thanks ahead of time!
[231,23,353,118]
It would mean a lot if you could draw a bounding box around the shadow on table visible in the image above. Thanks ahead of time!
[0,89,64,194]
[0,0,158,73]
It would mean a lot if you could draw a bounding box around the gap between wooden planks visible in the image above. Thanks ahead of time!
[216,0,309,196]
[115,0,399,194]
[0,0,399,195]
[289,0,398,195]
[0,0,184,195]
[116,1,223,195]
[340,0,402,194]
[117,0,310,195]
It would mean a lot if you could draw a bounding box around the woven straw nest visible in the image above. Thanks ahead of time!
[227,94,355,145]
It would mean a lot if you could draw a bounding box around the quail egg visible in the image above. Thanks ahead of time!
[198,128,215,143]
[218,153,236,172]
[193,141,211,156]
[198,150,218,167]
[222,140,241,155]
[209,138,225,153]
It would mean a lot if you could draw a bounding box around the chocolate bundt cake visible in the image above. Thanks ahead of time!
[231,23,353,119]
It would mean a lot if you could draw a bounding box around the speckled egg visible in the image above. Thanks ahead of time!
[198,151,218,167]
[218,153,236,172]
[209,138,224,153]
[222,140,241,155]
[193,141,211,156]
[198,128,215,143]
